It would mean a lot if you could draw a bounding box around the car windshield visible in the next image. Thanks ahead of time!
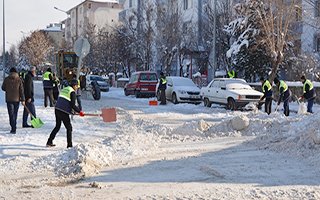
[173,78,195,86]
[227,83,252,90]
[90,76,105,82]
[140,73,157,81]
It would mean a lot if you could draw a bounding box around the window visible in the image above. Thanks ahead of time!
[316,0,320,17]
[129,0,133,7]
[88,3,91,9]
[183,0,188,10]
[316,37,320,52]
[183,0,192,10]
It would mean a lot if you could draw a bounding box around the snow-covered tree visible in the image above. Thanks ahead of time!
[225,1,271,81]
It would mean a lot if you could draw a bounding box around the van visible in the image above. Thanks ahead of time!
[124,71,158,98]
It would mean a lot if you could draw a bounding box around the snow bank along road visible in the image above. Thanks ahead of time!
[1,82,320,199]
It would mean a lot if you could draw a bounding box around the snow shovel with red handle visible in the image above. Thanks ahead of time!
[81,108,117,123]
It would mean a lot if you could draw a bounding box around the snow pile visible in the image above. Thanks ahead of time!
[106,108,171,163]
[32,143,112,177]
[231,115,249,131]
[250,113,320,166]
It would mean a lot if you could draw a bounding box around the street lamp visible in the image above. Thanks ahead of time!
[54,6,68,15]
[2,0,5,79]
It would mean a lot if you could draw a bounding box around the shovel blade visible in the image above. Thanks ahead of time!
[101,108,117,123]
[31,117,44,128]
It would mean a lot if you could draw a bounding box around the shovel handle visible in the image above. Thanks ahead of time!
[23,104,35,118]
[75,113,102,117]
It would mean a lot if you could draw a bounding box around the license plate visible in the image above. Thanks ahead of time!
[141,88,148,91]
[190,95,198,99]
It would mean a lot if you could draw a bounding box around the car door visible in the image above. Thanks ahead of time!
[127,74,137,94]
[166,78,173,100]
[217,81,228,104]
[206,80,220,103]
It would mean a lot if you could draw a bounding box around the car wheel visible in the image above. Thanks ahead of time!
[91,82,101,100]
[124,89,129,96]
[135,90,140,98]
[204,98,212,107]
[172,93,178,104]
[227,98,236,110]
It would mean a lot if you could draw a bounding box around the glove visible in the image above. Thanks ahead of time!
[79,111,85,117]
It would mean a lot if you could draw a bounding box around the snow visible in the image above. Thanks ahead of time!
[1,77,320,199]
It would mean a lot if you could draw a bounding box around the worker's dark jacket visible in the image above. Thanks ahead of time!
[43,71,54,89]
[158,77,167,90]
[261,80,273,100]
[24,71,35,102]
[303,80,316,100]
[55,86,81,115]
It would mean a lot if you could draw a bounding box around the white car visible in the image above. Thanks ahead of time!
[86,75,110,92]
[200,78,264,110]
[156,76,202,104]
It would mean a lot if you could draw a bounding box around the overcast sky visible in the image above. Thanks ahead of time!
[0,0,85,52]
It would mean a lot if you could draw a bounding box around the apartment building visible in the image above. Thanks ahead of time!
[64,0,123,45]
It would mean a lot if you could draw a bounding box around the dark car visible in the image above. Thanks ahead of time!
[124,71,158,98]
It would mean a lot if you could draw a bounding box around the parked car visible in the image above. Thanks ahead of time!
[200,78,264,110]
[124,71,158,97]
[86,75,110,92]
[156,76,202,104]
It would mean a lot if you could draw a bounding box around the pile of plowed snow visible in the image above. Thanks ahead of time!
[32,143,112,177]
[249,112,320,166]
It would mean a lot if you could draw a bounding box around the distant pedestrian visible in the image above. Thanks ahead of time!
[227,69,237,78]
[1,67,25,134]
[46,79,83,148]
[22,66,37,128]
[159,72,167,105]
[259,77,273,115]
[42,67,54,107]
[73,74,82,110]
[300,75,316,113]
[52,73,60,101]
[274,78,290,116]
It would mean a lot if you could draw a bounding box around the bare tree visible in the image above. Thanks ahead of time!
[18,30,53,67]
[255,0,300,82]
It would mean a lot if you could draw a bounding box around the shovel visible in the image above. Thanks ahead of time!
[23,104,44,128]
[81,107,117,123]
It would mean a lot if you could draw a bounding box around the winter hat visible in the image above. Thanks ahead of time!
[273,77,279,85]
[47,67,52,72]
[300,75,306,80]
[70,79,78,87]
[9,67,17,73]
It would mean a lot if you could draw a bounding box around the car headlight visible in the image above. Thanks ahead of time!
[238,95,245,100]
[178,90,187,94]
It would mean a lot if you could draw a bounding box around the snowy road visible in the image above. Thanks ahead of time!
[1,81,320,199]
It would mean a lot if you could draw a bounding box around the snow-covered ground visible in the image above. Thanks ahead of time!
[1,79,320,200]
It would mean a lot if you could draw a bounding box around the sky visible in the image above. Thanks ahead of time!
[0,0,85,52]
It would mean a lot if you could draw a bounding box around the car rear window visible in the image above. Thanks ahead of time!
[140,73,157,81]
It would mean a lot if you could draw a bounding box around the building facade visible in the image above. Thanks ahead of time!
[64,0,123,46]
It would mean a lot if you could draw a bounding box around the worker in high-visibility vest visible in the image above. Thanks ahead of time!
[46,79,84,148]
[300,75,316,113]
[42,68,55,107]
[227,70,237,78]
[274,78,290,116]
[159,72,167,105]
[259,77,273,115]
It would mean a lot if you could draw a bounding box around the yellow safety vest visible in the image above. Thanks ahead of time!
[43,71,52,81]
[58,86,74,101]
[262,80,272,93]
[279,80,288,93]
[303,79,313,93]
[161,77,167,84]
[228,70,235,78]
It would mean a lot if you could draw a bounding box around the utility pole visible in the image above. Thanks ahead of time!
[212,0,217,78]
[2,0,5,80]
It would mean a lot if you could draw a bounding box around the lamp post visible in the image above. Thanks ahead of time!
[2,0,5,79]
